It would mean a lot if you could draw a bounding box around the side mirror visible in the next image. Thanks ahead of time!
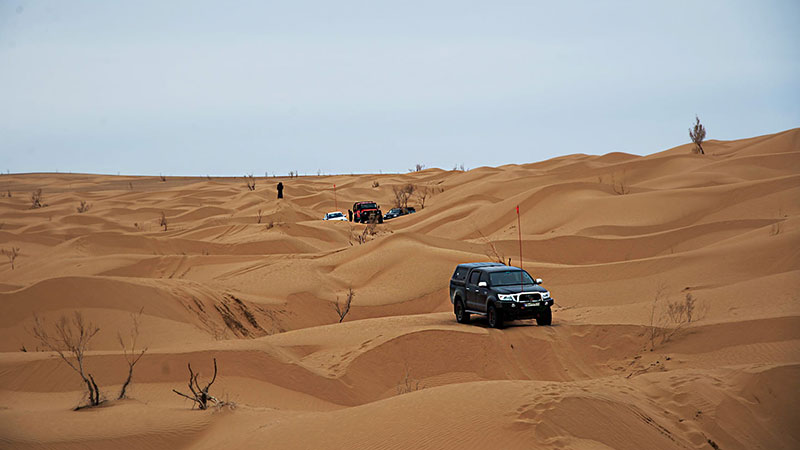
[478,281,487,287]
[535,278,543,284]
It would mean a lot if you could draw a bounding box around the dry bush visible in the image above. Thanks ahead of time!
[476,229,505,264]
[372,180,380,188]
[160,212,168,231]
[689,115,706,154]
[266,219,274,230]
[611,172,629,195]
[31,312,103,408]
[648,286,703,351]
[411,163,425,172]
[245,174,256,191]
[76,200,91,213]
[393,183,415,209]
[256,209,263,224]
[3,247,20,270]
[396,366,423,394]
[31,188,45,208]
[117,309,147,399]
[159,174,166,182]
[128,182,133,190]
[333,288,354,323]
[172,358,219,410]
[453,163,466,171]
[6,190,11,198]
[414,185,431,209]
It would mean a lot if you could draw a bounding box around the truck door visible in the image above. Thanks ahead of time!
[465,270,481,310]
[476,271,490,312]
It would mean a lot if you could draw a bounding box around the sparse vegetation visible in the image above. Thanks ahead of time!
[245,174,256,191]
[393,183,416,209]
[76,200,91,213]
[31,188,46,208]
[648,285,703,351]
[31,312,104,408]
[396,365,423,394]
[476,229,505,264]
[372,180,380,188]
[453,163,466,171]
[160,212,168,231]
[257,209,263,224]
[333,288,354,323]
[689,115,706,155]
[159,174,166,182]
[611,172,629,195]
[172,358,220,410]
[2,247,20,270]
[411,163,425,172]
[117,309,147,399]
[414,185,431,209]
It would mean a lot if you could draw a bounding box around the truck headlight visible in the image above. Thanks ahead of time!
[498,294,515,301]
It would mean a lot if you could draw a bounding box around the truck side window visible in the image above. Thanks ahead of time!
[468,271,480,285]
[479,271,489,285]
[452,267,466,281]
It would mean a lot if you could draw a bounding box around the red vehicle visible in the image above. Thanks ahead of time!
[352,201,383,223]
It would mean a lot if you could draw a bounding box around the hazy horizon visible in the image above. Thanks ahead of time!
[2,0,798,176]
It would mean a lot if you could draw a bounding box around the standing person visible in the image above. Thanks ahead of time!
[277,182,284,199]
[348,209,353,222]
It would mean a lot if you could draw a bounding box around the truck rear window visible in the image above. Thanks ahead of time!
[452,267,467,281]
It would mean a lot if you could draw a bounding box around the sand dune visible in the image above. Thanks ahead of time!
[0,129,798,449]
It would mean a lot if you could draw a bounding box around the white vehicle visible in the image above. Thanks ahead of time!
[323,211,348,221]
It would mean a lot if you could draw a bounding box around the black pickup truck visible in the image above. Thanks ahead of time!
[449,262,553,328]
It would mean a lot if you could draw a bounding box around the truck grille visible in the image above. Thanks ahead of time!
[519,293,542,302]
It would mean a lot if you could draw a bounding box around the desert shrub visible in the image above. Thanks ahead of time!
[689,115,706,155]
[453,163,465,171]
[333,288,355,323]
[31,189,45,208]
[396,366,423,394]
[372,180,380,188]
[159,174,166,182]
[648,286,703,351]
[257,209,263,224]
[31,312,103,408]
[410,163,425,172]
[611,172,629,195]
[2,246,20,270]
[160,212,168,231]
[76,201,91,213]
[476,229,505,264]
[245,174,256,191]
[172,358,219,410]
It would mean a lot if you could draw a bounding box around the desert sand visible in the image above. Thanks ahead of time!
[0,129,798,449]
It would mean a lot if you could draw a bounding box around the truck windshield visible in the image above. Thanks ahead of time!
[489,270,535,286]
[358,203,377,210]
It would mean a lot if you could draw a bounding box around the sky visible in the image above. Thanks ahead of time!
[1,0,798,176]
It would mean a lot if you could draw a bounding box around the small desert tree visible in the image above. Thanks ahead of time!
[333,288,355,323]
[160,212,168,231]
[689,115,706,155]
[393,184,416,209]
[31,312,103,407]
[117,309,147,400]
[2,247,19,270]
[172,358,219,410]
[414,185,431,209]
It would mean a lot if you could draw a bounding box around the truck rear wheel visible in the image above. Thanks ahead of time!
[455,300,470,324]
[487,304,503,329]
[536,306,552,326]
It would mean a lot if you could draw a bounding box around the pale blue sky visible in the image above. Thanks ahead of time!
[1,1,798,175]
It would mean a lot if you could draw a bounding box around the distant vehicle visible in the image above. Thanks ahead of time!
[449,262,553,328]
[323,211,348,221]
[383,207,416,220]
[352,201,383,223]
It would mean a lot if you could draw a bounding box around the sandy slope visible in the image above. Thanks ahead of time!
[0,129,798,449]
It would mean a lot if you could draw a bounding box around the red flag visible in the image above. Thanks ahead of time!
[517,205,523,289]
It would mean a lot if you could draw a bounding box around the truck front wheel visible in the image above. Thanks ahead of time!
[536,306,552,326]
[487,304,503,329]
